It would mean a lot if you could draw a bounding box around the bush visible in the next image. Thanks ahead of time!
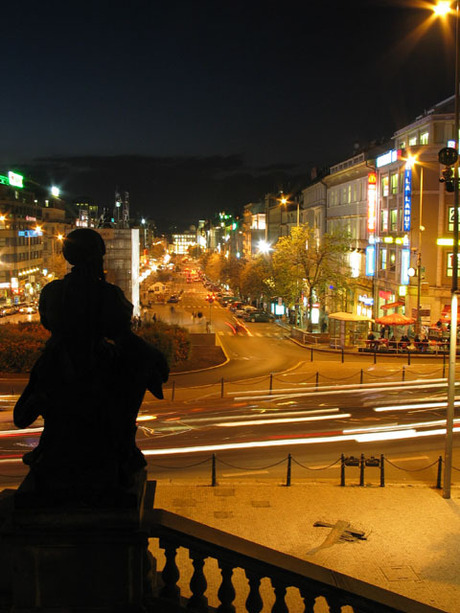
[0,321,191,372]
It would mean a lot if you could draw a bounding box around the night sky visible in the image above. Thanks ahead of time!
[1,0,455,230]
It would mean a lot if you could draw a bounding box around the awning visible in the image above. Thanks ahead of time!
[381,300,405,310]
[328,312,373,322]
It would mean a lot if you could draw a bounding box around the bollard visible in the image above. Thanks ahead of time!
[373,350,377,365]
[315,372,319,389]
[360,369,363,385]
[311,347,314,362]
[340,454,345,487]
[211,454,217,487]
[436,455,443,489]
[341,348,344,363]
[402,366,406,382]
[269,373,273,395]
[286,453,292,487]
[407,351,411,366]
[220,377,224,398]
[171,380,176,402]
[360,453,365,486]
[380,454,385,487]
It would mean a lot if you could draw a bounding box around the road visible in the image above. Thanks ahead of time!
[0,273,458,487]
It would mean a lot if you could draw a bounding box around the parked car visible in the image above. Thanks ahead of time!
[229,301,243,312]
[243,310,274,323]
[167,295,179,303]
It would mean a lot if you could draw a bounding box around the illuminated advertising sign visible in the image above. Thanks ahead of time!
[403,167,412,231]
[8,171,24,188]
[367,172,377,232]
[376,149,400,168]
[365,245,375,276]
[401,248,410,285]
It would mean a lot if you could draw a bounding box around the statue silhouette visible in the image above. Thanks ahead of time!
[14,229,169,507]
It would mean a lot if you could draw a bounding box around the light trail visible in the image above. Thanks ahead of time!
[216,413,351,428]
[374,400,460,413]
[182,408,341,424]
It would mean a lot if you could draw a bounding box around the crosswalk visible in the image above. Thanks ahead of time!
[216,330,287,339]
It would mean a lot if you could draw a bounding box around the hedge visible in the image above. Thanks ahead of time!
[0,321,191,373]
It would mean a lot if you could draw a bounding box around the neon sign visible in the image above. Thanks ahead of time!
[365,245,375,276]
[8,171,24,188]
[367,172,377,232]
[403,167,412,231]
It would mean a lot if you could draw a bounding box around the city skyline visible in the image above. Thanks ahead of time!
[1,0,455,226]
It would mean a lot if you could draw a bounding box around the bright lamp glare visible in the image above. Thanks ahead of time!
[433,1,451,16]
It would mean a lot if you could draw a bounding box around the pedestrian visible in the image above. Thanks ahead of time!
[152,312,157,323]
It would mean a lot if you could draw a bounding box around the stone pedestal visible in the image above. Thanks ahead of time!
[1,478,156,612]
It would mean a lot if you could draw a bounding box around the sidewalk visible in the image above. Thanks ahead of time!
[150,479,460,612]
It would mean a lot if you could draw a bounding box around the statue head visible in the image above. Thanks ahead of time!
[63,229,106,266]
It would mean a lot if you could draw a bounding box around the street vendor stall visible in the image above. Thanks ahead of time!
[328,312,373,348]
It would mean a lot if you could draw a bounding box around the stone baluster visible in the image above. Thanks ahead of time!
[245,573,263,613]
[327,594,344,613]
[271,581,288,613]
[217,561,235,612]
[187,551,208,611]
[159,539,180,601]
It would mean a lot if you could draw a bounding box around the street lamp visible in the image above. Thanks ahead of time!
[433,0,460,499]
[279,193,300,227]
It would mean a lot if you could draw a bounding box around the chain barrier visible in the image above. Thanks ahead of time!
[364,370,401,379]
[384,457,439,472]
[319,371,361,382]
[216,457,287,471]
[292,457,341,471]
[149,456,212,470]
[144,452,455,490]
[230,375,269,386]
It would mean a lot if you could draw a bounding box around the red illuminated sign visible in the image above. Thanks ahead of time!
[367,172,377,232]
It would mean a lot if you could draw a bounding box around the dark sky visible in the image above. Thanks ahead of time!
[0,0,455,229]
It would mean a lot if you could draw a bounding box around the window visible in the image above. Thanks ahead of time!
[390,173,398,195]
[398,141,406,149]
[389,250,396,271]
[381,176,389,197]
[390,209,398,231]
[381,248,387,270]
[409,135,417,146]
[448,206,460,232]
[381,209,388,232]
[420,131,429,145]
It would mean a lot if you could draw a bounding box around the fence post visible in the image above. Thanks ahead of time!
[443,352,446,378]
[269,373,273,395]
[360,453,365,486]
[436,455,443,490]
[373,350,377,365]
[340,454,345,487]
[407,351,411,366]
[360,369,363,385]
[341,348,344,363]
[220,377,225,398]
[211,454,217,487]
[171,380,176,402]
[380,454,385,487]
[311,348,314,362]
[286,454,292,487]
[402,366,406,382]
[315,372,319,389]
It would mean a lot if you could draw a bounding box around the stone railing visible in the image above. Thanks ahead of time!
[143,507,442,613]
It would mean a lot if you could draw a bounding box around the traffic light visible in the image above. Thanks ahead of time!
[206,293,215,303]
[439,146,459,193]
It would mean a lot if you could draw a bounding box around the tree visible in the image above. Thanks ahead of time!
[240,256,273,305]
[203,252,224,284]
[272,224,351,331]
[220,255,245,295]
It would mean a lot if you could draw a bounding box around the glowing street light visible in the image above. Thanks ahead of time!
[279,193,300,227]
[257,240,271,254]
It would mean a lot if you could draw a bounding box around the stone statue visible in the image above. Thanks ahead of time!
[14,228,169,507]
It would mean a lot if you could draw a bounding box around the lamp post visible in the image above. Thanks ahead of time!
[280,194,300,227]
[434,0,460,499]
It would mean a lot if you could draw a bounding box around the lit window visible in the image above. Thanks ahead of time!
[409,135,417,146]
[381,209,388,232]
[399,141,406,149]
[447,253,460,277]
[448,206,460,232]
[390,173,398,195]
[420,132,429,145]
[381,248,387,270]
[381,176,389,197]
[390,209,398,231]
